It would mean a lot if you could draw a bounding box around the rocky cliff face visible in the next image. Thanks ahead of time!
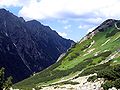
[0,9,74,83]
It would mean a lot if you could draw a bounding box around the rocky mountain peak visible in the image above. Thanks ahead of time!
[95,19,117,32]
[0,8,8,14]
[80,19,118,43]
[19,17,25,23]
[0,9,16,19]
[27,20,42,25]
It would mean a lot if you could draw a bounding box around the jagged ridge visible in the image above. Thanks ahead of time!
[0,9,74,83]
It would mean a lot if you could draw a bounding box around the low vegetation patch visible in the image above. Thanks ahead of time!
[68,52,80,61]
[87,75,97,82]
[79,61,111,77]
[0,68,13,90]
[86,63,120,90]
[106,29,119,38]
[54,81,79,85]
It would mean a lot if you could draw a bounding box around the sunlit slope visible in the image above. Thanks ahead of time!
[14,19,120,89]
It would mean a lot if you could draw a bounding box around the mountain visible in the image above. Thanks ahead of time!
[0,9,74,83]
[14,19,120,90]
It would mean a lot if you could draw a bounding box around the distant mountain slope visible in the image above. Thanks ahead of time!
[14,19,120,90]
[0,9,74,83]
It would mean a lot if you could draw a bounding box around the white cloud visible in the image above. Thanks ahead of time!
[0,0,19,7]
[0,0,29,7]
[64,25,71,29]
[58,32,67,38]
[78,25,90,29]
[1,0,120,23]
[58,20,69,24]
[15,0,120,21]
[85,18,103,24]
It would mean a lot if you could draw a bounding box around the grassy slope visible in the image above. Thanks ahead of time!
[14,23,120,90]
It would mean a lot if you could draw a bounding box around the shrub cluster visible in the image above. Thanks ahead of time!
[68,52,80,61]
[87,75,97,82]
[0,68,13,90]
[106,29,119,38]
[56,81,79,85]
[86,64,120,90]
[79,61,110,77]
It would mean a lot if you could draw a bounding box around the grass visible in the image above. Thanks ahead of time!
[52,81,79,86]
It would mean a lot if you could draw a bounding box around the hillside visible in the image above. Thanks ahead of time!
[14,19,120,90]
[0,9,74,83]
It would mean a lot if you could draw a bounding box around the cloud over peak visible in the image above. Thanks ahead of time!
[1,0,120,21]
[19,0,120,20]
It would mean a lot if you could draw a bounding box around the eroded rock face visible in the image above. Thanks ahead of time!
[95,19,117,32]
[0,9,74,83]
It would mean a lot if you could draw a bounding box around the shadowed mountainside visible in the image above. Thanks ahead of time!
[0,9,74,83]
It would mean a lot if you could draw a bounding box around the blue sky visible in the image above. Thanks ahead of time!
[0,0,120,41]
